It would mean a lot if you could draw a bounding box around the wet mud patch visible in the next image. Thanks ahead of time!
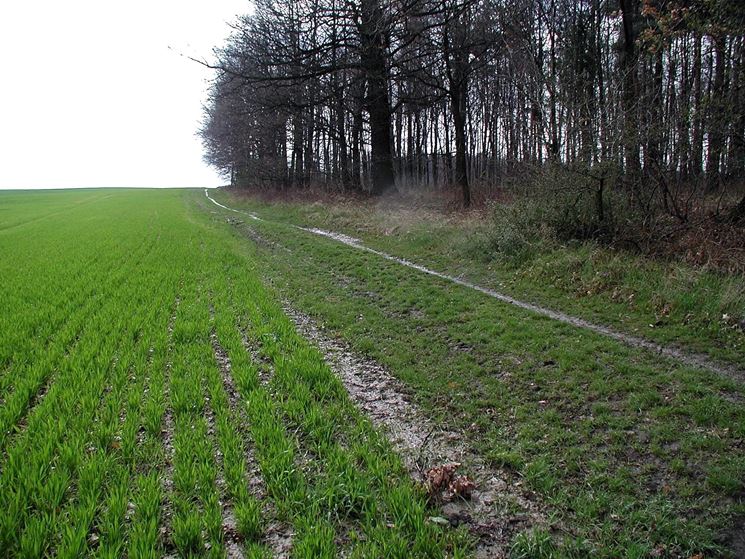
[283,305,549,558]
[720,515,745,559]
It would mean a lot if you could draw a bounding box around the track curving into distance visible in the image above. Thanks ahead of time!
[204,188,744,382]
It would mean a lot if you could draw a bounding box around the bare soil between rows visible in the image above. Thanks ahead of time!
[211,324,294,558]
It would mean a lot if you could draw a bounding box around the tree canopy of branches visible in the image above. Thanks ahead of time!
[201,0,745,213]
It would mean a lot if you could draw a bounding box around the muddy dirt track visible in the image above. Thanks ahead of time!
[204,189,744,383]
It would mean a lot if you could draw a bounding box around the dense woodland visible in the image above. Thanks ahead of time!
[200,0,745,224]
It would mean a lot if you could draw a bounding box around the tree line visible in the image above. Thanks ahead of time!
[200,0,745,219]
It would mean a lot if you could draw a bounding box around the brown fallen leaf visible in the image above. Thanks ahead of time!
[448,475,476,499]
[424,462,461,495]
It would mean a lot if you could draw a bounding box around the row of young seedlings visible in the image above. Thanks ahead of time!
[0,215,109,371]
[51,300,162,559]
[1,192,208,556]
[211,292,287,558]
[80,274,183,559]
[0,211,162,388]
[206,305,271,558]
[0,234,159,450]
[126,232,205,557]
[124,292,177,558]
[166,285,226,556]
[1,282,166,554]
[0,222,181,556]
[211,272,333,557]
[106,218,195,558]
[157,235,273,558]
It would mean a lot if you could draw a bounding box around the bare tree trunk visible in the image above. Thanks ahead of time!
[444,107,453,183]
[647,48,664,177]
[677,37,691,180]
[292,111,304,186]
[451,80,470,207]
[442,9,471,207]
[336,93,349,188]
[305,106,315,186]
[729,38,745,178]
[360,0,395,195]
[620,0,641,187]
[351,78,365,190]
[691,34,703,178]
[707,35,726,191]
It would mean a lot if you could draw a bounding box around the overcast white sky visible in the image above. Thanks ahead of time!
[0,1,250,189]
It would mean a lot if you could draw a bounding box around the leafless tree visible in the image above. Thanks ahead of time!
[199,0,745,215]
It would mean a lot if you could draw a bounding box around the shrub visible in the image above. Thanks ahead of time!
[477,163,642,263]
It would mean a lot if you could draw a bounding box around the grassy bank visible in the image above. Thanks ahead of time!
[212,188,745,368]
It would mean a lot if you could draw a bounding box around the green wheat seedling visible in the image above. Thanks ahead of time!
[203,339,266,546]
[18,281,166,556]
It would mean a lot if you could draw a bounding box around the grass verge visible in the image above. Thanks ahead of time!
[212,189,745,367]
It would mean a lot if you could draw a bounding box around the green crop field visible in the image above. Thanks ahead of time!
[0,189,467,558]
